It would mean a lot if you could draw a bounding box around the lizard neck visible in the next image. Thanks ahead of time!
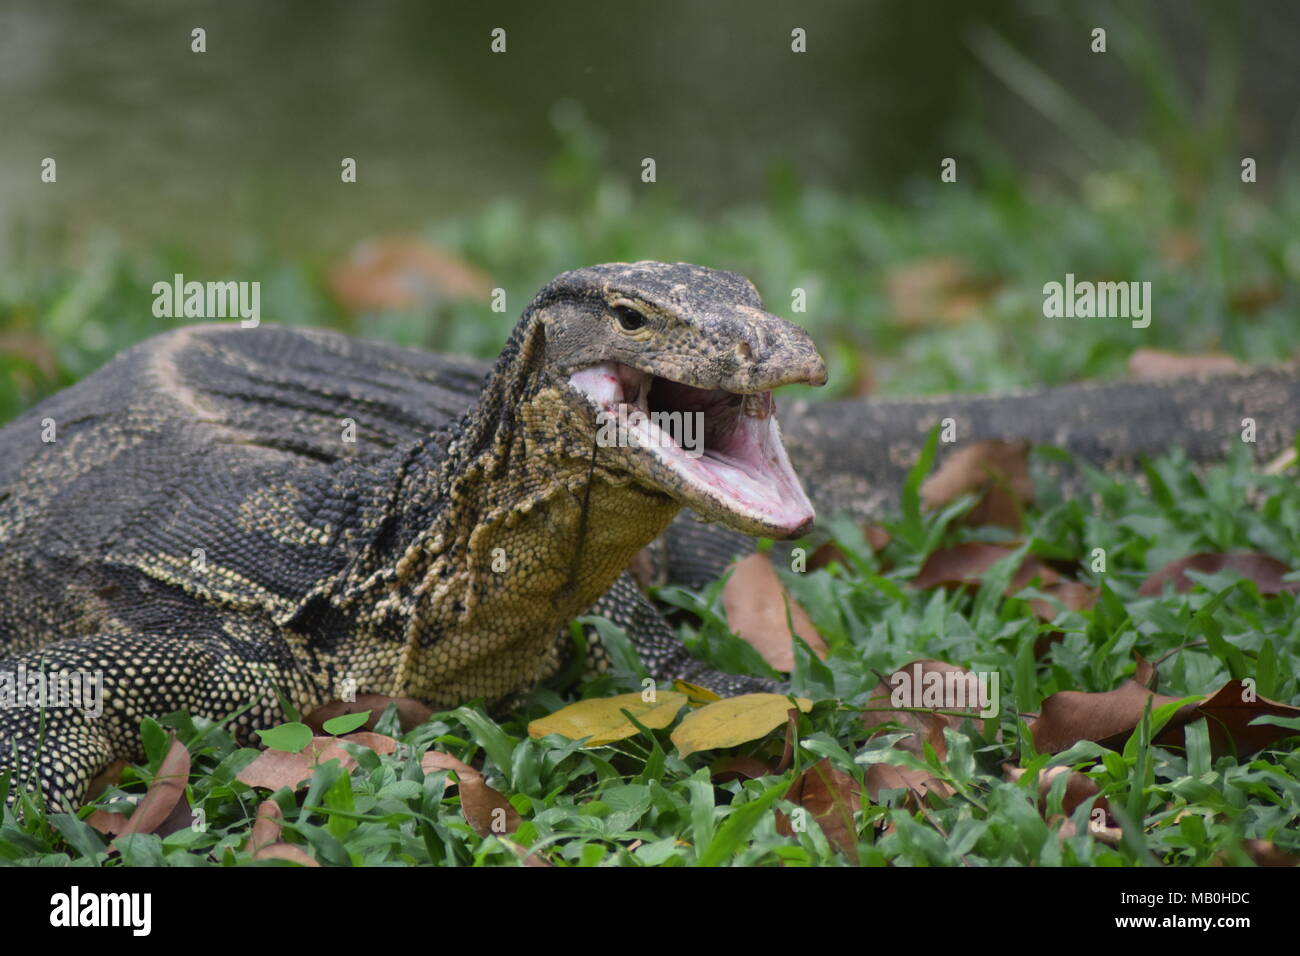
[328,314,682,704]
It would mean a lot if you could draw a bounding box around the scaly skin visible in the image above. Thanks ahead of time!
[0,261,826,809]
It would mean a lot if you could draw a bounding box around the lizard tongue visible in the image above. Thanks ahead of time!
[569,362,815,539]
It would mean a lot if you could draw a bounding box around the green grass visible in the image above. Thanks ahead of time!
[2,132,1297,423]
[2,437,1297,867]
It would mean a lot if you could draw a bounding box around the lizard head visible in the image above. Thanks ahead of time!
[533,261,827,539]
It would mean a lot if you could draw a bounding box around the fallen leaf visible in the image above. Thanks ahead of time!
[253,843,320,866]
[1230,281,1282,315]
[1138,552,1299,596]
[885,257,999,327]
[1028,680,1185,754]
[808,525,891,571]
[1154,680,1300,758]
[248,800,283,854]
[865,764,956,805]
[672,694,813,758]
[709,755,774,783]
[860,660,993,804]
[1006,764,1111,820]
[304,695,432,734]
[1158,229,1201,266]
[112,736,191,840]
[1029,673,1300,758]
[922,440,1032,529]
[459,774,522,838]
[527,690,687,746]
[723,553,827,670]
[1213,840,1298,867]
[1028,580,1098,622]
[420,750,478,783]
[237,733,394,791]
[1029,581,1100,659]
[1127,348,1243,381]
[911,542,1060,592]
[85,807,131,837]
[329,239,491,312]
[84,760,130,806]
[775,758,863,861]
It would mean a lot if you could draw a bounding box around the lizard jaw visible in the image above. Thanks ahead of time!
[568,362,816,539]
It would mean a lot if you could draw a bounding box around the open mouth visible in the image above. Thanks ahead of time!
[568,362,815,538]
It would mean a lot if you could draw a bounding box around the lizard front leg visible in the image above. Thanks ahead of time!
[1,629,324,812]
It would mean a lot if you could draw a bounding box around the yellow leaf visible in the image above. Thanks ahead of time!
[671,694,813,757]
[527,691,688,746]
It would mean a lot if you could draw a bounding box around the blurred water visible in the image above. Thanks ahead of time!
[0,0,1295,262]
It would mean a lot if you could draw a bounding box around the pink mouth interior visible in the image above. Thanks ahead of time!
[569,362,815,537]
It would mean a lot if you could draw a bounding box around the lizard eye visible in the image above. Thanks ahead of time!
[613,306,647,333]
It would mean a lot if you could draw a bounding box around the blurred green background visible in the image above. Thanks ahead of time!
[1,0,1297,422]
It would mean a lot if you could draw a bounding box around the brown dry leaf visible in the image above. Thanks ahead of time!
[1214,840,1298,867]
[420,750,478,786]
[248,800,283,854]
[861,660,994,744]
[1006,762,1121,845]
[1138,552,1299,596]
[912,542,1061,592]
[722,553,827,670]
[922,440,1032,529]
[112,736,191,840]
[1127,348,1243,381]
[414,749,518,835]
[84,759,130,806]
[1030,671,1300,758]
[329,238,491,312]
[1028,580,1098,622]
[237,733,394,791]
[304,695,432,734]
[253,843,320,867]
[885,257,998,327]
[1154,680,1300,758]
[808,542,849,571]
[1230,281,1282,315]
[860,660,992,805]
[460,774,522,838]
[1052,814,1123,845]
[808,524,891,572]
[0,331,58,377]
[85,807,131,837]
[1028,680,1185,754]
[1159,230,1202,266]
[1030,581,1101,659]
[1006,764,1111,820]
[709,755,775,783]
[775,758,863,862]
[865,764,956,805]
[344,732,398,755]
